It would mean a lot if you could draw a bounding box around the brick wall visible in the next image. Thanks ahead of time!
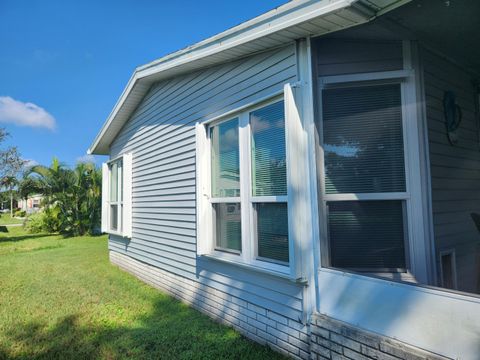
[310,314,451,360]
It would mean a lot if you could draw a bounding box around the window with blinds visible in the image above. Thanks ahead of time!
[323,84,405,194]
[109,159,123,232]
[210,118,240,198]
[250,101,289,264]
[207,99,289,266]
[251,101,287,196]
[327,201,406,270]
[321,82,408,272]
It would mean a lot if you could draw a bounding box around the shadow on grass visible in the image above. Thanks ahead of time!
[0,296,284,360]
[0,233,54,244]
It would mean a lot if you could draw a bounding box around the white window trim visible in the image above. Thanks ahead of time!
[102,153,132,238]
[316,65,429,283]
[196,93,309,280]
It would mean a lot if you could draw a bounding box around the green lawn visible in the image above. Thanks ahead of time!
[0,227,283,359]
[0,214,24,225]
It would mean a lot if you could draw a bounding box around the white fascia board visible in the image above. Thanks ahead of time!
[136,0,364,79]
[88,72,140,155]
[88,0,405,155]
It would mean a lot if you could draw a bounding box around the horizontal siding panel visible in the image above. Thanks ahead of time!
[133,185,195,197]
[134,207,196,215]
[133,200,195,208]
[133,217,195,230]
[109,44,304,317]
[134,157,196,179]
[134,180,196,193]
[134,171,195,188]
[133,212,195,223]
[132,231,196,251]
[132,227,196,245]
[314,38,403,76]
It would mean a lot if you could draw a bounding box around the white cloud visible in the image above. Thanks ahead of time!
[0,96,56,130]
[24,159,39,168]
[77,154,96,164]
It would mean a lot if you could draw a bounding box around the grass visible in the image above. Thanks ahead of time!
[0,227,284,359]
[0,214,24,225]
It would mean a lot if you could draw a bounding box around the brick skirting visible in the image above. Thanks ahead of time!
[310,314,450,360]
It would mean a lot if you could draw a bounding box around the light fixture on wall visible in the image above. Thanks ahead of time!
[443,91,463,145]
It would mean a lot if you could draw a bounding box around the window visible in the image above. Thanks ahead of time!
[320,80,410,274]
[210,118,241,253]
[200,98,291,272]
[109,158,123,232]
[102,153,132,238]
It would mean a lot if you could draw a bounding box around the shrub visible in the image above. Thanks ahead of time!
[14,210,26,218]
[24,207,61,234]
[24,212,45,233]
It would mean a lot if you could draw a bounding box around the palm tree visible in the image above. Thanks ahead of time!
[25,158,102,236]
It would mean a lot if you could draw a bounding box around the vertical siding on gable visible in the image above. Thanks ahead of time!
[423,48,480,294]
[108,44,304,321]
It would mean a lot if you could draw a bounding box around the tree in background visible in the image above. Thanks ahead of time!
[24,158,102,236]
[0,128,25,216]
[0,176,18,217]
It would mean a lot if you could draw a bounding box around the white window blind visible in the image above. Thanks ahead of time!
[322,84,406,194]
[327,200,406,271]
[250,101,287,196]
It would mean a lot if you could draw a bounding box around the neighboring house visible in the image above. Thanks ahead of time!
[89,1,480,359]
[18,194,42,214]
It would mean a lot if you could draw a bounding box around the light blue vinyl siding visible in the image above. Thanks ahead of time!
[422,48,480,294]
[108,44,304,321]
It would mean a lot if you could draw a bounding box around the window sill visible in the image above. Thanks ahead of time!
[105,230,130,238]
[322,266,416,283]
[201,253,307,285]
[318,267,480,302]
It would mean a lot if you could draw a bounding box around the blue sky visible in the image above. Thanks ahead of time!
[0,0,286,168]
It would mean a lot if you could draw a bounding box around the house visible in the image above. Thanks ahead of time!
[88,1,480,359]
[18,194,43,214]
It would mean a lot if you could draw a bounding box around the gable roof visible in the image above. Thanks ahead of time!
[89,0,410,155]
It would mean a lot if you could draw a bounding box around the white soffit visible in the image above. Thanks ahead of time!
[89,0,410,155]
